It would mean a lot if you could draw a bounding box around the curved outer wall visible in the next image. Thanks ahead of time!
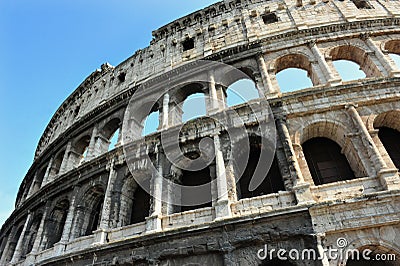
[1,0,400,265]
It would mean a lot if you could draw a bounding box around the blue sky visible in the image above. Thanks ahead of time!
[1,1,399,227]
[0,0,218,227]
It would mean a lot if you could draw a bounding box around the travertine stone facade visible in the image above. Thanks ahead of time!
[1,0,400,265]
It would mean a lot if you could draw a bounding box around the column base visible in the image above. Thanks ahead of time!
[214,200,232,221]
[145,214,163,233]
[389,70,400,78]
[378,168,400,190]
[92,228,109,246]
[328,78,342,86]
[293,182,315,205]
[53,242,67,256]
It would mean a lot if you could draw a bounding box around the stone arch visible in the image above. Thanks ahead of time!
[329,44,382,78]
[50,149,65,177]
[22,211,43,257]
[98,117,122,153]
[384,39,400,55]
[343,243,400,266]
[69,133,91,167]
[235,134,285,200]
[3,223,24,263]
[29,163,48,195]
[117,173,151,226]
[42,199,69,249]
[373,110,400,169]
[173,82,208,123]
[297,120,367,183]
[74,185,105,237]
[274,53,320,86]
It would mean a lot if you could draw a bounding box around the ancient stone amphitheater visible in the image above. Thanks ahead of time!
[1,0,400,265]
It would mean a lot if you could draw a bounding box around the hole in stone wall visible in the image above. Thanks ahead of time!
[182,38,195,51]
[333,60,366,82]
[352,0,373,9]
[182,93,207,122]
[226,79,259,107]
[389,53,400,68]
[276,68,313,92]
[118,72,126,82]
[262,13,278,24]
[142,111,160,136]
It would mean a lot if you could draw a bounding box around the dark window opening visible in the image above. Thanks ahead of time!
[303,137,356,186]
[46,200,69,248]
[237,136,285,200]
[87,198,103,235]
[130,186,151,224]
[239,156,285,200]
[262,13,278,24]
[182,38,195,51]
[24,214,43,256]
[378,127,400,170]
[352,0,373,9]
[118,72,126,82]
[180,167,212,212]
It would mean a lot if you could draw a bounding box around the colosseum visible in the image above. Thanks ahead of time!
[1,0,400,265]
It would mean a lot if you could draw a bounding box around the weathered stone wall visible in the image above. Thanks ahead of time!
[1,0,400,265]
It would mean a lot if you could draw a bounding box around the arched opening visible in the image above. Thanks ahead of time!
[130,186,151,224]
[4,225,23,263]
[182,93,207,122]
[226,79,259,107]
[51,150,65,176]
[274,54,316,92]
[142,111,159,136]
[45,200,69,249]
[23,213,43,256]
[333,60,366,81]
[303,137,356,185]
[346,245,399,266]
[276,68,313,92]
[330,45,381,78]
[389,53,400,68]
[99,118,121,153]
[237,136,285,199]
[72,135,91,166]
[180,165,213,212]
[30,165,47,195]
[76,186,105,237]
[108,128,120,151]
[378,127,400,169]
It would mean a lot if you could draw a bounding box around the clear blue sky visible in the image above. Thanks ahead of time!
[1,1,399,227]
[0,0,219,227]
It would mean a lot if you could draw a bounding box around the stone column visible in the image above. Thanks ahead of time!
[166,166,182,215]
[59,186,80,244]
[26,173,39,199]
[308,41,342,86]
[345,104,399,190]
[86,126,99,160]
[59,141,72,175]
[276,117,314,204]
[213,134,232,220]
[161,93,170,129]
[256,53,276,96]
[146,148,164,232]
[42,156,54,186]
[361,33,400,77]
[10,212,32,264]
[94,160,118,245]
[208,71,219,114]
